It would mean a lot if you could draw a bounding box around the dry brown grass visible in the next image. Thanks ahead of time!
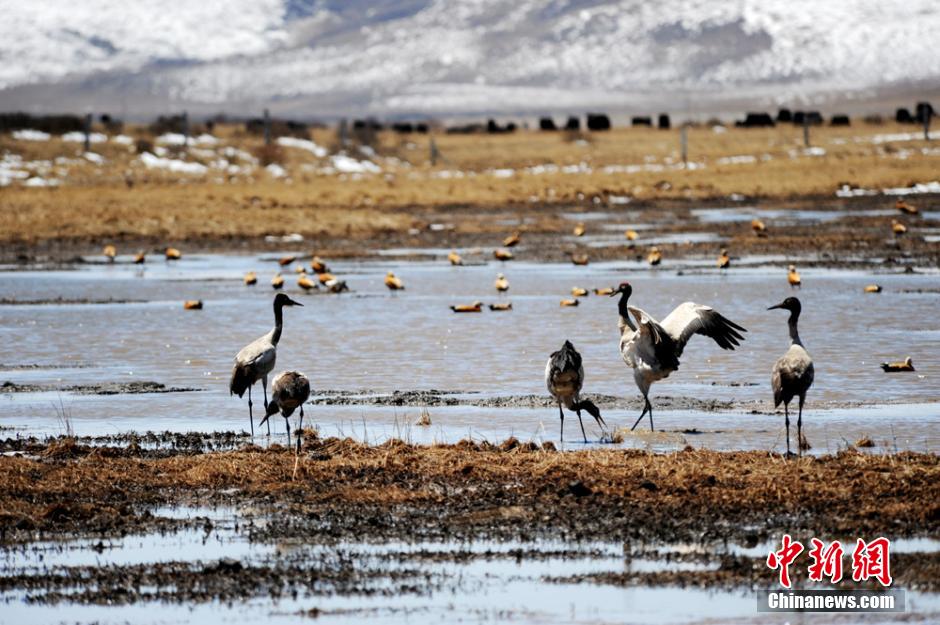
[1,436,937,538]
[2,122,938,248]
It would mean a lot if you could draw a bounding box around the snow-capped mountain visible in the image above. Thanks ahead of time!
[1,0,938,118]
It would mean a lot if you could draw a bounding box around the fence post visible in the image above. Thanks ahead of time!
[83,113,92,152]
[430,136,440,166]
[925,109,932,141]
[182,111,189,147]
[680,125,688,166]
[803,116,810,147]
[263,108,271,146]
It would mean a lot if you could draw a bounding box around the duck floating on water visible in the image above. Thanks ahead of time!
[450,301,483,313]
[448,250,463,266]
[494,273,510,292]
[183,300,203,310]
[881,357,915,372]
[271,273,285,290]
[494,249,514,261]
[864,284,882,293]
[244,271,258,286]
[560,298,579,307]
[489,302,512,311]
[571,287,588,297]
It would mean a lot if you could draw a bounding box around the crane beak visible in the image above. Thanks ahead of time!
[767,302,783,310]
[288,297,304,307]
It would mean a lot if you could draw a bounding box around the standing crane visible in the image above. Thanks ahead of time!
[545,340,606,443]
[259,371,311,452]
[610,283,747,431]
[768,297,814,456]
[230,293,303,436]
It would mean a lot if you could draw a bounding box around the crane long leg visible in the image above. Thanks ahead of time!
[784,403,791,457]
[284,416,291,450]
[558,403,565,442]
[647,399,654,432]
[797,396,804,458]
[248,386,254,437]
[296,406,304,454]
[262,377,270,436]
[576,409,587,444]
[630,398,650,431]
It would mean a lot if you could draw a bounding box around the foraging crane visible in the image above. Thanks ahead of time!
[259,371,310,452]
[230,293,303,436]
[610,283,747,431]
[768,297,814,456]
[495,273,510,292]
[545,340,606,443]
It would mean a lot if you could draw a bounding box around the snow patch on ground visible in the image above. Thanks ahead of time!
[138,152,208,174]
[276,136,327,157]
[11,129,50,141]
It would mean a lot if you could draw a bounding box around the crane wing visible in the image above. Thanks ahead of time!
[628,306,680,371]
[660,302,747,358]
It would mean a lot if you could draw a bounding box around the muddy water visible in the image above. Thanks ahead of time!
[1,505,937,625]
[0,255,938,450]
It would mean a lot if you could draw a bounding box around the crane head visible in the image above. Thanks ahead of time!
[274,292,304,308]
[611,282,632,298]
[768,297,800,314]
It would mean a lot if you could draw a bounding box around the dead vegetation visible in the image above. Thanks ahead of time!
[1,123,938,254]
[1,435,937,544]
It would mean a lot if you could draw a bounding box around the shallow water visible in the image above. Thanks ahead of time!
[1,255,938,450]
[1,505,936,625]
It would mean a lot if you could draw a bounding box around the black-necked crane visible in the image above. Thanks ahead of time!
[896,199,918,215]
[503,232,521,247]
[259,370,310,452]
[787,264,801,288]
[717,248,730,269]
[244,271,257,286]
[166,247,182,260]
[495,273,509,292]
[230,293,303,437]
[573,222,586,237]
[385,271,404,290]
[103,245,116,262]
[271,272,285,290]
[647,247,662,266]
[610,282,746,431]
[448,250,463,266]
[769,297,814,457]
[545,340,606,443]
[881,357,915,372]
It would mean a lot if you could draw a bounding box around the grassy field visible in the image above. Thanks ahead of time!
[1,121,938,248]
